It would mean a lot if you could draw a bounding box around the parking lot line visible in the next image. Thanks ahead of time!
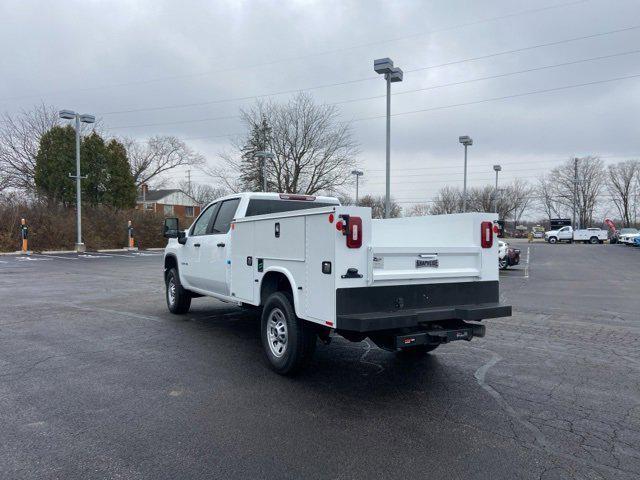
[35,254,79,260]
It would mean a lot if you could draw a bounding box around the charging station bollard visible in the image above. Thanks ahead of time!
[20,218,31,255]
[127,220,137,250]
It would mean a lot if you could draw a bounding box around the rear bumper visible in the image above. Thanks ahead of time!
[337,302,511,332]
[336,281,511,333]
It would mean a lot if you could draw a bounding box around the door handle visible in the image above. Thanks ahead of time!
[194,243,201,247]
[217,242,225,247]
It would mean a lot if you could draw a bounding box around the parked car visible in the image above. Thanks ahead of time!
[619,230,640,245]
[545,226,608,244]
[611,228,638,244]
[498,240,520,270]
[162,192,511,375]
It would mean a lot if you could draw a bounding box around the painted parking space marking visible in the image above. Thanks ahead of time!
[78,254,111,259]
[16,256,51,262]
[35,254,79,260]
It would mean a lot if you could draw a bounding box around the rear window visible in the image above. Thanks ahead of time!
[245,199,337,217]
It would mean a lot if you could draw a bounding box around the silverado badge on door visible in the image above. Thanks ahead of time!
[416,254,438,268]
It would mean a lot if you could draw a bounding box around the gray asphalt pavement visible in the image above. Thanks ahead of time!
[0,244,639,479]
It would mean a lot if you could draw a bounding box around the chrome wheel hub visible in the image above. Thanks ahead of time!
[267,308,288,358]
[168,278,176,306]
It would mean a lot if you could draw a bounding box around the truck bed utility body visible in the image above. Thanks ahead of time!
[544,226,607,244]
[163,192,511,374]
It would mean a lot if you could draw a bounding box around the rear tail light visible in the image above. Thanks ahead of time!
[481,221,493,248]
[338,215,363,248]
[346,217,362,248]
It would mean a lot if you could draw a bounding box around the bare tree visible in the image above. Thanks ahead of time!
[606,159,639,227]
[407,203,430,217]
[177,180,228,206]
[536,174,567,220]
[358,195,402,218]
[504,178,535,227]
[206,93,359,195]
[124,136,205,188]
[0,104,60,191]
[547,157,605,227]
[429,186,462,214]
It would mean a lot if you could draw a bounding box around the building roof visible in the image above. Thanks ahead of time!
[137,189,198,204]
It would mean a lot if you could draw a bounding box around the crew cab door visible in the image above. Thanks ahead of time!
[194,198,240,296]
[558,226,572,240]
[181,202,220,289]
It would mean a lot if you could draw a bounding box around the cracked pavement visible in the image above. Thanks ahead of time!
[0,244,639,479]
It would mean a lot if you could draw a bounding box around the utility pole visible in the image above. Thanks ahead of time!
[351,170,364,205]
[459,136,473,212]
[493,165,502,213]
[571,157,578,230]
[374,58,403,218]
[187,170,192,196]
[59,110,95,252]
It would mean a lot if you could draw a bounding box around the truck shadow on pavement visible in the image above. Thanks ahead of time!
[180,303,476,399]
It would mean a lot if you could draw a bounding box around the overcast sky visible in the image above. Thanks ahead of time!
[1,0,639,208]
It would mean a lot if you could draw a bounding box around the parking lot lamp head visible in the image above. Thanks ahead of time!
[59,109,76,120]
[80,114,95,124]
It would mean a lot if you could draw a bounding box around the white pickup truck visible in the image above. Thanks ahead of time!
[544,226,608,244]
[162,192,511,375]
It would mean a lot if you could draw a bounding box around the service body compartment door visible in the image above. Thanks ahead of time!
[230,221,256,303]
[302,213,336,325]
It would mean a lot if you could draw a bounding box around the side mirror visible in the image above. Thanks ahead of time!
[163,218,179,238]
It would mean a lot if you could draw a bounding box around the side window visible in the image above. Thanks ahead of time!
[211,199,240,234]
[190,203,218,236]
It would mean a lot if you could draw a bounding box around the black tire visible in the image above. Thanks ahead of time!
[589,236,598,244]
[261,292,316,375]
[499,257,508,270]
[396,344,439,358]
[165,267,191,314]
[548,236,558,244]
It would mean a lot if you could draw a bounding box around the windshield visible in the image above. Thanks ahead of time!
[620,228,638,234]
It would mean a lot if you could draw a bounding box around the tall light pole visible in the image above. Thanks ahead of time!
[254,151,274,192]
[374,58,403,218]
[351,170,364,205]
[493,164,502,213]
[59,109,95,252]
[459,136,473,212]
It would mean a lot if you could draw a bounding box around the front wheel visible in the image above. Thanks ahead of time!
[261,292,316,375]
[165,267,191,314]
[499,257,508,270]
[548,237,558,244]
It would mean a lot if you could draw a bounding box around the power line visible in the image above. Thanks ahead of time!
[330,49,640,107]
[104,71,640,132]
[349,72,640,123]
[97,23,638,118]
[0,0,589,104]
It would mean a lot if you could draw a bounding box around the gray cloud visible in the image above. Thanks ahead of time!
[1,0,639,205]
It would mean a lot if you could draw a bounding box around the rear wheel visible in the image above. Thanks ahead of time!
[165,267,191,314]
[261,292,316,375]
[589,236,599,244]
